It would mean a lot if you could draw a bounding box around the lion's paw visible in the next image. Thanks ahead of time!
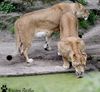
[63,64,69,69]
[44,44,51,51]
[57,52,61,56]
[27,58,33,63]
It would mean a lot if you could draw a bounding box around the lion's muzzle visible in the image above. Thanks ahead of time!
[76,71,84,78]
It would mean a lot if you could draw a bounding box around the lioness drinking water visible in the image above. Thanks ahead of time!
[58,12,87,78]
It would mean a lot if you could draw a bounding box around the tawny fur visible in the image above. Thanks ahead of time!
[58,12,87,74]
[14,2,89,63]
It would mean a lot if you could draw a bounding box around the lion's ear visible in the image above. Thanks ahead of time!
[74,3,81,15]
[75,2,80,7]
[73,11,77,15]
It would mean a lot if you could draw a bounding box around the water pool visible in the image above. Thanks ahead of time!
[0,72,100,92]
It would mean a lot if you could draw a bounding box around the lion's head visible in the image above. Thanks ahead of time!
[68,37,87,78]
[74,3,89,20]
[71,52,87,78]
[58,37,87,77]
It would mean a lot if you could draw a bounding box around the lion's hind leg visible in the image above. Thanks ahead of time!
[23,47,33,63]
[19,41,33,63]
[18,30,34,63]
[44,31,53,51]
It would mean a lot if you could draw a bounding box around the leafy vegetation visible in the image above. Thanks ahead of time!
[0,21,6,30]
[0,1,16,13]
[88,11,98,25]
[9,26,15,34]
[42,0,57,4]
[79,10,98,29]
[77,0,87,5]
[79,19,89,29]
[0,0,99,34]
[52,31,60,38]
[22,0,57,4]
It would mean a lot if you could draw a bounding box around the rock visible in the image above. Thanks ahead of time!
[0,12,21,31]
[33,0,44,9]
[95,62,100,70]
[5,0,22,3]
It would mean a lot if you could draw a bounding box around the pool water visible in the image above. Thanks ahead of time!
[0,72,100,92]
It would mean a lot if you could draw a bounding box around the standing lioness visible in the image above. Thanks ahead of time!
[15,2,89,63]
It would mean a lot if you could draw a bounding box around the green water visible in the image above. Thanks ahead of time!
[0,72,100,92]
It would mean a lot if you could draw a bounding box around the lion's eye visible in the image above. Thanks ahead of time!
[82,53,87,57]
[73,54,76,57]
[84,9,86,12]
[72,62,78,66]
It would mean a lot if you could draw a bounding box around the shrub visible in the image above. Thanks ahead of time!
[9,26,15,34]
[77,0,87,5]
[42,0,57,4]
[79,10,98,29]
[0,1,16,13]
[0,21,6,30]
[88,11,98,25]
[79,19,89,29]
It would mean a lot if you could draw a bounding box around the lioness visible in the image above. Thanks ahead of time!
[15,2,89,63]
[58,12,87,78]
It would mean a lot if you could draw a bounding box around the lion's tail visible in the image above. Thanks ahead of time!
[14,20,24,55]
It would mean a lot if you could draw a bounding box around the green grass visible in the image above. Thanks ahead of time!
[0,72,100,92]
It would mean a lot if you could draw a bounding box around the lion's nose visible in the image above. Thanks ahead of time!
[76,71,84,78]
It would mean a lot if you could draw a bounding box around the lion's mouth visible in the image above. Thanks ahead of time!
[84,17,88,20]
[76,71,84,78]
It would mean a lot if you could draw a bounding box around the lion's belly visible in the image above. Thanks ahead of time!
[35,31,46,38]
[34,28,48,38]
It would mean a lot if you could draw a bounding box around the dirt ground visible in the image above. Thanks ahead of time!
[0,31,68,76]
[0,22,100,76]
[0,24,99,76]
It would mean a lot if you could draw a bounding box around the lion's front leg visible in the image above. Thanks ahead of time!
[62,56,70,69]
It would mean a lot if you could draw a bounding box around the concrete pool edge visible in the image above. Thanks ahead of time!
[0,64,96,77]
